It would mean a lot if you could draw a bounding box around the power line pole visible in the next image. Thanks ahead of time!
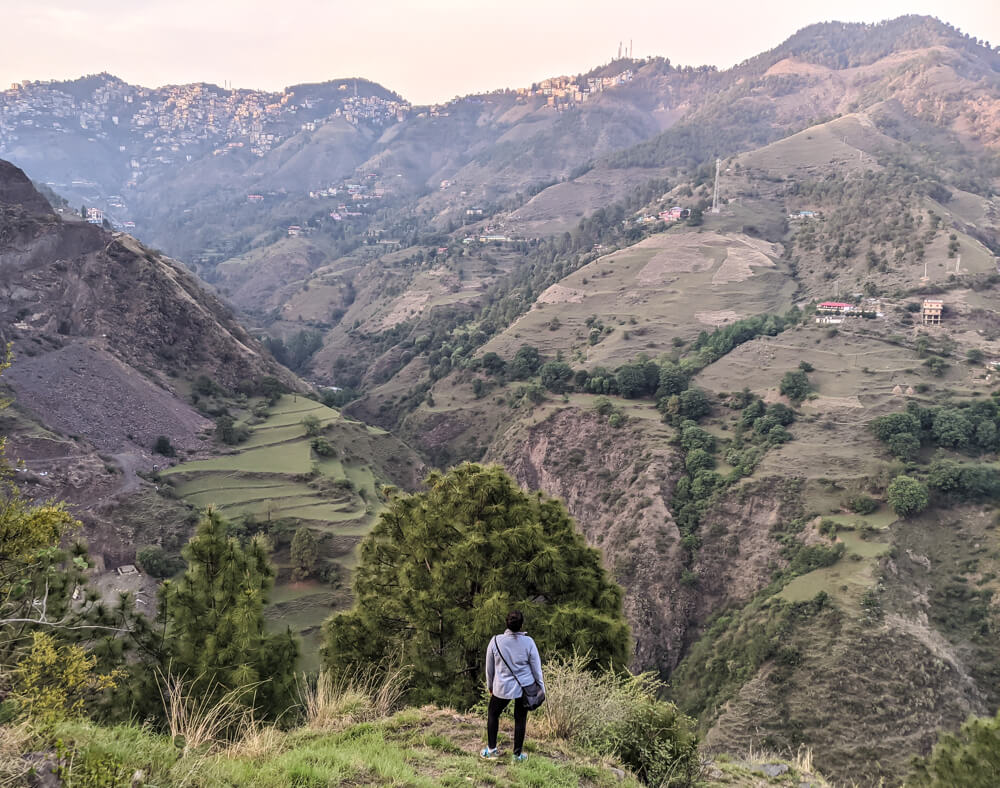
[711,158,721,214]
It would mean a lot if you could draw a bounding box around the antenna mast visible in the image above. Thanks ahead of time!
[711,158,721,214]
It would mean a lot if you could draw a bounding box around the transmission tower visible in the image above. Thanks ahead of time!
[711,158,721,214]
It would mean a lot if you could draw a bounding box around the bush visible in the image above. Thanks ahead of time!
[540,653,700,787]
[215,415,250,445]
[780,369,811,402]
[152,436,176,457]
[592,396,614,416]
[136,545,185,579]
[310,437,337,457]
[848,495,878,515]
[301,414,323,437]
[887,475,929,518]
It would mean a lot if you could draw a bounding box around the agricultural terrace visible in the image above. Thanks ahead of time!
[162,395,396,669]
[478,230,796,369]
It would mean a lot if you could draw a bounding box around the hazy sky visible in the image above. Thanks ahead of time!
[1,0,997,104]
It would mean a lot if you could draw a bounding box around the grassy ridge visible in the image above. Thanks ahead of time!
[11,706,832,788]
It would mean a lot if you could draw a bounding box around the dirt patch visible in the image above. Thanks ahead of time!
[636,235,721,285]
[712,245,776,284]
[6,340,211,454]
[695,310,744,326]
[378,291,430,329]
[536,283,586,304]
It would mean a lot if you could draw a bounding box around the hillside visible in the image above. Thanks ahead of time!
[2,705,833,788]
[0,160,424,661]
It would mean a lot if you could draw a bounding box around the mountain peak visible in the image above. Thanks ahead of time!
[758,14,998,72]
[0,159,54,215]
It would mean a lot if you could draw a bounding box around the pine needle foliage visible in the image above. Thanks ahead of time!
[321,463,630,707]
[159,509,298,719]
[909,709,1000,787]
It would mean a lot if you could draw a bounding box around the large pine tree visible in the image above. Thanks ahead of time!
[322,463,630,707]
[160,509,297,717]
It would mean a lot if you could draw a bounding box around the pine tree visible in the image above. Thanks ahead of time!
[160,509,298,717]
[290,527,319,581]
[910,709,1000,786]
[322,463,630,707]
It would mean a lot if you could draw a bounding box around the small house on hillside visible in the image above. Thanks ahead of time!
[922,299,943,325]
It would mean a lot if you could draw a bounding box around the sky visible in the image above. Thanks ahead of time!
[1,0,997,104]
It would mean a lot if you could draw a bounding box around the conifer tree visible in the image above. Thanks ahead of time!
[910,709,1000,786]
[160,509,298,717]
[322,463,630,707]
[290,527,319,581]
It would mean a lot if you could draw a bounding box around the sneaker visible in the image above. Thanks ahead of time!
[512,753,528,762]
[480,747,500,759]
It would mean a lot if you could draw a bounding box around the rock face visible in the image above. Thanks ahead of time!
[489,406,794,674]
[0,160,292,394]
[0,159,53,215]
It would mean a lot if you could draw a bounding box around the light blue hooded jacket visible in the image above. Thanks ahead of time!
[485,630,545,700]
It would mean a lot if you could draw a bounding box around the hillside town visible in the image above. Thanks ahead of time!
[0,74,409,162]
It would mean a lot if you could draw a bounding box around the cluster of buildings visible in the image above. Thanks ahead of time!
[512,68,636,109]
[814,300,885,324]
[0,75,409,182]
[629,206,690,225]
[814,299,944,326]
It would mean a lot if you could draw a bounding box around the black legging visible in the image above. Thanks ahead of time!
[487,694,528,754]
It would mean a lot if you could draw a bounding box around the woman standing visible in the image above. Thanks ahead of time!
[481,610,545,761]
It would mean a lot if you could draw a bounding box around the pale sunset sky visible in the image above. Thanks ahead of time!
[1,0,997,104]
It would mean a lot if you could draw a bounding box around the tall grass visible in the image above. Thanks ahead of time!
[299,662,410,730]
[539,652,701,787]
[156,672,260,756]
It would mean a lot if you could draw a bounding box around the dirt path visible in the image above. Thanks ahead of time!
[111,452,143,495]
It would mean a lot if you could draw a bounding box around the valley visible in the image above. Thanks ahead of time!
[2,13,1000,785]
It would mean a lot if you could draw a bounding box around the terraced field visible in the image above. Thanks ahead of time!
[161,395,398,661]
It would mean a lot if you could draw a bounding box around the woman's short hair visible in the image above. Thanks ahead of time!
[506,610,524,632]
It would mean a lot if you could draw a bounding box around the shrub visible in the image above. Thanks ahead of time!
[910,708,1000,786]
[136,545,185,579]
[593,396,614,416]
[311,436,337,457]
[299,663,410,730]
[887,475,929,518]
[301,414,323,437]
[847,495,878,515]
[540,652,700,787]
[780,369,811,402]
[152,436,176,457]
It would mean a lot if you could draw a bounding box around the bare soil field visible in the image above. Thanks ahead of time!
[480,229,796,368]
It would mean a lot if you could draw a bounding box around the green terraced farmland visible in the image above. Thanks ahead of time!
[160,394,390,661]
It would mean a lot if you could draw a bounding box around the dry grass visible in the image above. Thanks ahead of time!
[299,662,410,730]
[538,651,658,744]
[0,723,33,787]
[745,743,835,786]
[157,672,259,756]
[223,715,286,761]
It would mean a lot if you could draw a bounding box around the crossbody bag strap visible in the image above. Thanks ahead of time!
[492,635,526,692]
